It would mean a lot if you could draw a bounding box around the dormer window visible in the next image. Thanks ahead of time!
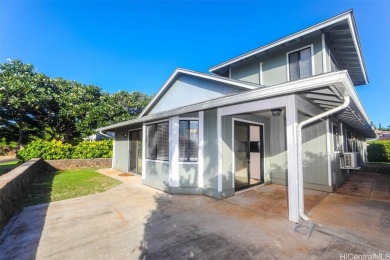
[287,46,313,81]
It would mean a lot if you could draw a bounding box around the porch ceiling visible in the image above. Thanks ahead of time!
[300,86,374,137]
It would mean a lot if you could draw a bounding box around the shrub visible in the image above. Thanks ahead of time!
[16,139,113,162]
[17,140,74,161]
[367,140,390,163]
[72,140,113,159]
[0,138,18,155]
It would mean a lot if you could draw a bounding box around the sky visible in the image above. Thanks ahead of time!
[1,0,389,127]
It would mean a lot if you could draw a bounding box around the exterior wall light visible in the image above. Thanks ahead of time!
[271,109,282,116]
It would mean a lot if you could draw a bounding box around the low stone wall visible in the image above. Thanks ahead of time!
[45,158,112,170]
[0,158,48,231]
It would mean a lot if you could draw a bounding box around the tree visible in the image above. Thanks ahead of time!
[0,60,56,146]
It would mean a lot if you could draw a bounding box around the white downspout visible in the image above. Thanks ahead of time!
[297,96,350,222]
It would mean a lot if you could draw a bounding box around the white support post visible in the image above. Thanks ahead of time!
[198,111,204,188]
[286,95,300,223]
[142,124,146,180]
[322,32,328,73]
[169,116,179,187]
[217,108,222,192]
[326,119,332,186]
[259,62,263,85]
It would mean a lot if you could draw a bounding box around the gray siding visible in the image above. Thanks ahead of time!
[144,160,169,187]
[299,114,329,187]
[269,117,287,184]
[230,34,324,86]
[178,164,198,187]
[149,74,249,115]
[203,109,218,191]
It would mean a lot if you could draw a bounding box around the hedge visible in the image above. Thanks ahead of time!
[17,139,113,162]
[367,140,390,163]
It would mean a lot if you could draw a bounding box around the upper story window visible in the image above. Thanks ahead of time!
[179,120,199,162]
[146,121,169,161]
[288,46,313,81]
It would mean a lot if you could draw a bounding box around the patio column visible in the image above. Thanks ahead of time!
[286,95,300,223]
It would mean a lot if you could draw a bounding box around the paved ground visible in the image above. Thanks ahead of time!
[337,171,390,201]
[0,169,389,259]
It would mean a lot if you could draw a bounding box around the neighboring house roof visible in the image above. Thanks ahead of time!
[139,68,261,117]
[374,130,390,140]
[209,10,368,87]
[97,70,376,138]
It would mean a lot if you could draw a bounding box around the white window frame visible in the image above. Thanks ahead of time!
[286,44,315,81]
[178,117,200,165]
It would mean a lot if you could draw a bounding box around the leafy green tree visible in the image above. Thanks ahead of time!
[0,60,56,146]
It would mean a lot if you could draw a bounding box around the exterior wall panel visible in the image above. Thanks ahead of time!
[113,127,129,172]
[149,74,247,115]
[178,164,198,187]
[203,109,218,191]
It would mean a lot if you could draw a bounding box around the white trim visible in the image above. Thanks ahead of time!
[259,62,263,85]
[286,94,299,223]
[340,122,344,153]
[178,162,198,165]
[209,10,353,72]
[217,108,222,192]
[322,33,328,73]
[326,118,332,186]
[347,16,368,84]
[232,118,265,191]
[198,111,204,188]
[169,116,179,187]
[142,124,146,179]
[286,44,315,82]
[139,68,259,117]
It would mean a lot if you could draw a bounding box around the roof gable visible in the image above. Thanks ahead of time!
[140,69,260,117]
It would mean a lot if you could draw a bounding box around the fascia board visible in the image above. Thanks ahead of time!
[138,68,260,117]
[339,71,373,131]
[209,10,352,73]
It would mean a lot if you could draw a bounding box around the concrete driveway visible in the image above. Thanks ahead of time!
[0,170,389,259]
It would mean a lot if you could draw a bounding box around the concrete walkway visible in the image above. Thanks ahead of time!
[0,170,389,259]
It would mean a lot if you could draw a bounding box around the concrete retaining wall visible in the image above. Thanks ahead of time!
[0,158,49,231]
[45,158,112,170]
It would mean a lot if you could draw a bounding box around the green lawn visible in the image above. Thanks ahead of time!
[0,160,20,176]
[20,168,121,208]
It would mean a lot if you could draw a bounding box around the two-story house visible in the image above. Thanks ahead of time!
[97,10,376,223]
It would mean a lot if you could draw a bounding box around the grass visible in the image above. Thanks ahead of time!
[0,160,20,176]
[20,168,121,208]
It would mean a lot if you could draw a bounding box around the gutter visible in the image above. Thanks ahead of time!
[297,96,350,223]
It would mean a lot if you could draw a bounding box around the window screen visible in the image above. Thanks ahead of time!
[146,122,169,161]
[289,47,312,81]
[179,120,199,162]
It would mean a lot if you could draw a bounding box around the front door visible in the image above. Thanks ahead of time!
[129,130,142,174]
[234,121,264,191]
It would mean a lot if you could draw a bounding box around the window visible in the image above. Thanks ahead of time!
[333,125,340,152]
[146,122,169,161]
[288,47,312,81]
[179,120,199,162]
[346,131,353,152]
